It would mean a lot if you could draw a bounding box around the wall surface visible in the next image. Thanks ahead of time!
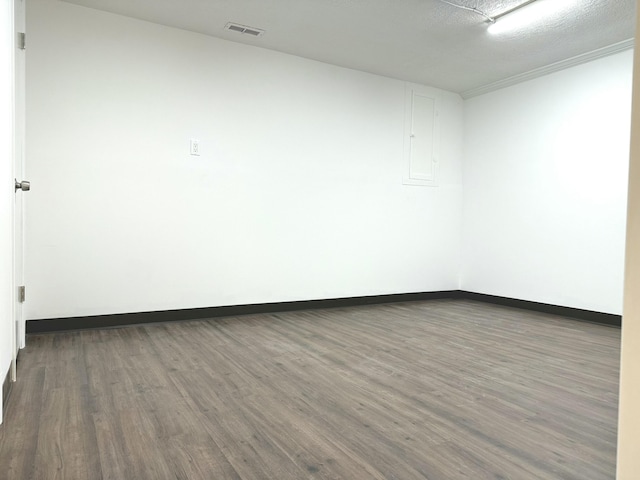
[26,0,634,321]
[462,51,633,314]
[25,0,464,320]
[617,15,640,478]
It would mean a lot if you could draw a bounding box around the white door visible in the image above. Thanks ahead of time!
[1,0,14,408]
[12,0,27,379]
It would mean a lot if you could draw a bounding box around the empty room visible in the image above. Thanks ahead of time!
[1,0,640,478]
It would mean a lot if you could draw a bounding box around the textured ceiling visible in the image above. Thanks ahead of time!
[59,0,636,95]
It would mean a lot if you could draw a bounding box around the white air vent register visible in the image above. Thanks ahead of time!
[225,23,265,37]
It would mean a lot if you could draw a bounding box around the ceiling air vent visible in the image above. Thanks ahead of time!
[224,23,265,37]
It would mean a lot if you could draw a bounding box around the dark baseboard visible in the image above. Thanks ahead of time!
[2,365,11,417]
[458,291,622,327]
[26,291,459,334]
[26,289,621,334]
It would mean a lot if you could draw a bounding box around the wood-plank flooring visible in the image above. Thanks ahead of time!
[0,299,621,479]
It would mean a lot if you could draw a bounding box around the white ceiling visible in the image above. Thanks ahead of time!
[60,0,636,95]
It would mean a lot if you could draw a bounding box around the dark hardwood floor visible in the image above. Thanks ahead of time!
[0,299,620,479]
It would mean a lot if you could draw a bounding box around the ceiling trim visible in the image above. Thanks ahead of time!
[461,38,635,99]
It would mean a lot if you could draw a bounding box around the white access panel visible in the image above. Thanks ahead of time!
[410,94,435,180]
[403,85,439,186]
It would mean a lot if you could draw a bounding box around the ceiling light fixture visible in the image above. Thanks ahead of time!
[488,0,578,35]
[438,0,577,34]
[491,0,539,22]
[437,0,495,23]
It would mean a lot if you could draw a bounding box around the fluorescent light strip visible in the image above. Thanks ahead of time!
[488,0,578,35]
[492,0,539,21]
[436,0,543,24]
[437,0,495,23]
[438,0,574,32]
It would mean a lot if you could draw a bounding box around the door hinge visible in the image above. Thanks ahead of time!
[17,32,25,50]
[18,286,25,303]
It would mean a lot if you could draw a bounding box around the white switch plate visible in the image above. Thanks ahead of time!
[190,139,200,156]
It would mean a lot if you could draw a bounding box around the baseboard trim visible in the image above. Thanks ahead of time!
[26,290,621,333]
[2,364,12,418]
[26,291,459,334]
[459,291,622,327]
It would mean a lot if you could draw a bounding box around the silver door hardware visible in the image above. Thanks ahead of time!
[18,286,25,303]
[15,179,30,191]
[17,32,25,50]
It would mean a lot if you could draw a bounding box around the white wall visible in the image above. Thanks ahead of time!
[25,0,464,320]
[462,51,633,314]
